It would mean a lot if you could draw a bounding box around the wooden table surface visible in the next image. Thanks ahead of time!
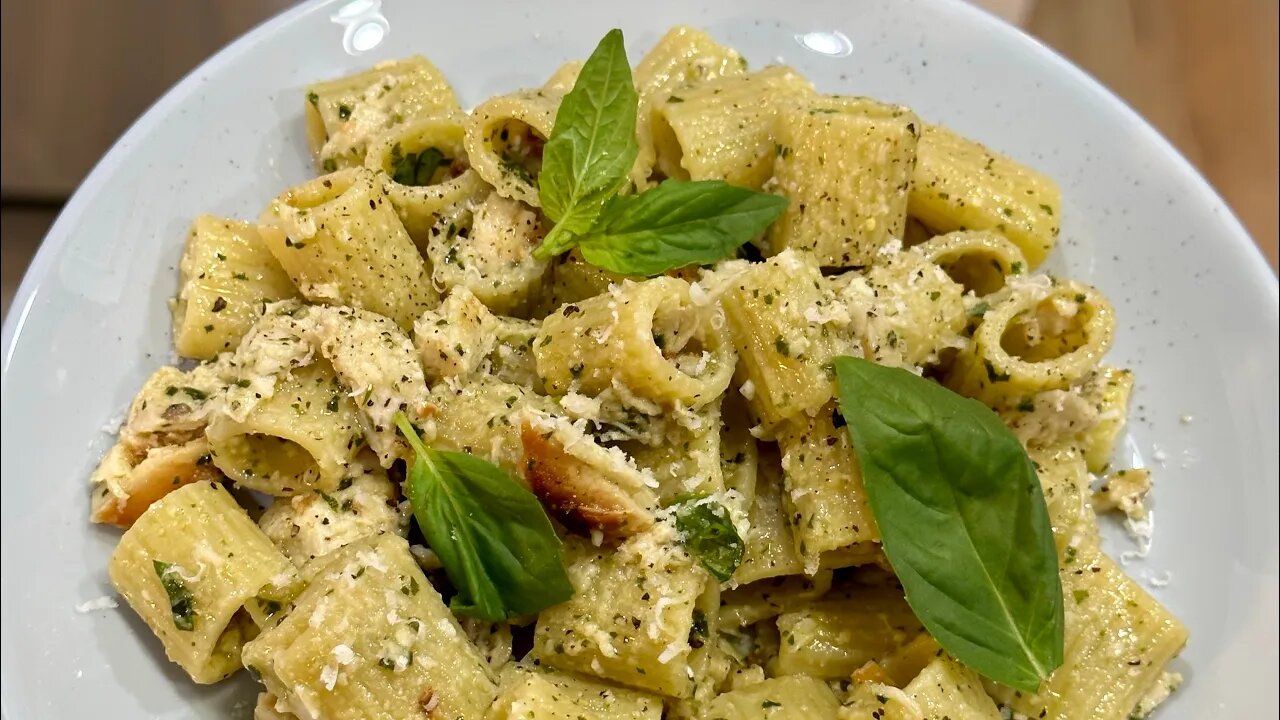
[1,0,1276,317]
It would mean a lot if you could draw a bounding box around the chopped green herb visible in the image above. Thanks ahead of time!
[392,147,448,187]
[672,498,744,583]
[153,560,196,631]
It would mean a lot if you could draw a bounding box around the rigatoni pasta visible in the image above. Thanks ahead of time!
[259,167,437,329]
[910,124,1062,268]
[649,66,813,188]
[463,90,560,207]
[172,215,299,360]
[305,56,459,171]
[109,482,291,683]
[764,96,921,267]
[91,26,1186,720]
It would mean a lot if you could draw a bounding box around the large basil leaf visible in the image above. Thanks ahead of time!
[536,28,638,257]
[396,413,574,621]
[832,356,1063,692]
[577,180,788,276]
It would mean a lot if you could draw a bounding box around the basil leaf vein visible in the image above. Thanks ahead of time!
[395,412,574,621]
[577,179,788,276]
[536,28,638,258]
[832,356,1063,692]
[672,497,744,583]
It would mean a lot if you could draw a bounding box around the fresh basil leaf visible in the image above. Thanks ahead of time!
[392,146,447,187]
[575,180,788,276]
[395,413,574,621]
[832,356,1063,692]
[673,498,744,583]
[536,28,639,258]
[152,560,196,631]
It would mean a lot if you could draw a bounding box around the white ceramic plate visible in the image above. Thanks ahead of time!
[2,0,1276,717]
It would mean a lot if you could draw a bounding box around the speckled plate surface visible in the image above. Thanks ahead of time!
[2,0,1276,717]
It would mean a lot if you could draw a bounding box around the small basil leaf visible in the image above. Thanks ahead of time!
[833,356,1063,692]
[576,180,788,276]
[673,498,744,583]
[396,413,574,621]
[152,560,195,631]
[537,28,638,250]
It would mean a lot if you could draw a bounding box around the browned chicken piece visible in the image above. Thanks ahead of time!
[90,438,222,528]
[519,414,657,539]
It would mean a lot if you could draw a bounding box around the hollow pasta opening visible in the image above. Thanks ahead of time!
[939,252,1010,296]
[650,110,690,182]
[486,119,546,189]
[652,294,714,380]
[1001,295,1094,362]
[372,121,470,188]
[386,144,466,187]
[220,433,320,495]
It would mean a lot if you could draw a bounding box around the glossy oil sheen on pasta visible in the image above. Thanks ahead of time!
[91,26,1186,720]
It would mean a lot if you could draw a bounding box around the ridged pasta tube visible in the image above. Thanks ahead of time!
[946,277,1115,406]
[463,89,559,207]
[733,448,805,584]
[532,526,707,697]
[207,360,364,496]
[773,578,923,680]
[171,215,298,360]
[649,66,813,189]
[304,56,459,171]
[632,25,746,187]
[993,447,1188,719]
[834,247,967,369]
[241,534,497,719]
[259,168,437,329]
[108,482,292,683]
[719,251,855,427]
[777,402,879,573]
[489,664,664,720]
[534,276,735,409]
[913,229,1029,297]
[364,114,490,245]
[910,124,1062,268]
[764,96,921,267]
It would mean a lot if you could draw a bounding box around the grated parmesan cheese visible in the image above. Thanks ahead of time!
[1119,510,1155,565]
[75,596,119,613]
[319,663,339,691]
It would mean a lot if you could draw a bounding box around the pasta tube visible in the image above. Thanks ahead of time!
[259,168,437,329]
[108,482,291,683]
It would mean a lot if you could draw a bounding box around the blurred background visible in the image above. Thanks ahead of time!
[1,0,1276,319]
